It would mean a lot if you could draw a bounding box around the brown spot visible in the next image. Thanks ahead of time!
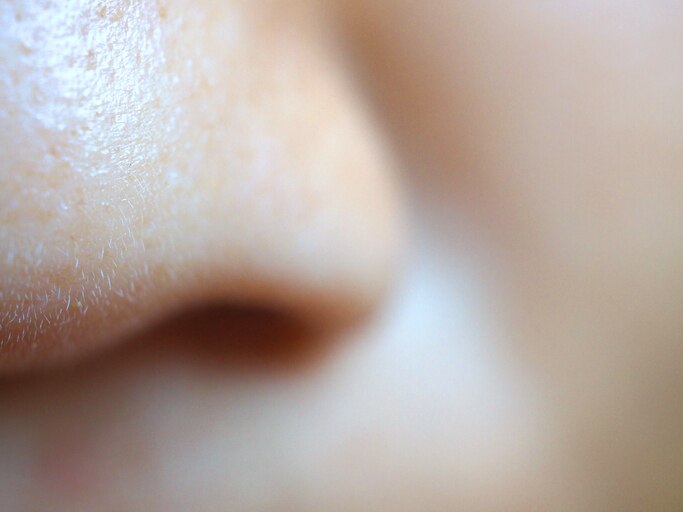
[157,0,168,20]
[109,8,124,22]
[86,50,96,71]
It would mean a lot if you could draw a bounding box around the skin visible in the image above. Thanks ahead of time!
[339,2,683,509]
[1,1,683,510]
[0,0,400,369]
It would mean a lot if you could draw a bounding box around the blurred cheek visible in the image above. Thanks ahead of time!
[341,1,683,506]
[344,0,683,364]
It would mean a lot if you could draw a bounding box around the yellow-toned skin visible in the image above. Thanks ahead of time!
[2,1,683,511]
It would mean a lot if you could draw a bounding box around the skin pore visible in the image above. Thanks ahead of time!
[2,1,683,510]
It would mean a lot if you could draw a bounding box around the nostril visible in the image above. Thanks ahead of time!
[0,303,339,383]
[126,304,339,375]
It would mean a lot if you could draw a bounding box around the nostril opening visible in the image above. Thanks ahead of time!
[0,303,341,384]
[130,304,339,375]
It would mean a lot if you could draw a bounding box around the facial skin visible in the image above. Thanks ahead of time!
[0,0,399,370]
[340,1,683,509]
[1,1,683,511]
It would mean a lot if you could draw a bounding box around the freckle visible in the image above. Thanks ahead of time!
[157,0,168,19]
[19,42,32,56]
[86,50,96,70]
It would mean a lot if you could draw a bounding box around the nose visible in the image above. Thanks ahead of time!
[0,0,401,372]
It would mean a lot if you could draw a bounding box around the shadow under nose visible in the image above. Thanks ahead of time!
[131,304,337,375]
[0,304,340,388]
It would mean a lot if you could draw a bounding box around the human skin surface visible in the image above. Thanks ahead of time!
[0,0,400,370]
[1,1,683,511]
[339,2,683,509]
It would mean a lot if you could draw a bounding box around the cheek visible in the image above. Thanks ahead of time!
[0,0,401,371]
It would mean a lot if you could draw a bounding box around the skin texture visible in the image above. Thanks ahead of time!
[0,0,400,369]
[1,0,683,510]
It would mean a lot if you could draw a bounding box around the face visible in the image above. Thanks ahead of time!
[2,1,683,510]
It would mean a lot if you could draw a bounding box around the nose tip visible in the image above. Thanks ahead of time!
[0,1,402,372]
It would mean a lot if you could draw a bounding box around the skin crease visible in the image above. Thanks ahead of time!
[1,1,682,511]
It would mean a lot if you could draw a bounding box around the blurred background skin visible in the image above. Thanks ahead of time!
[1,0,682,511]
